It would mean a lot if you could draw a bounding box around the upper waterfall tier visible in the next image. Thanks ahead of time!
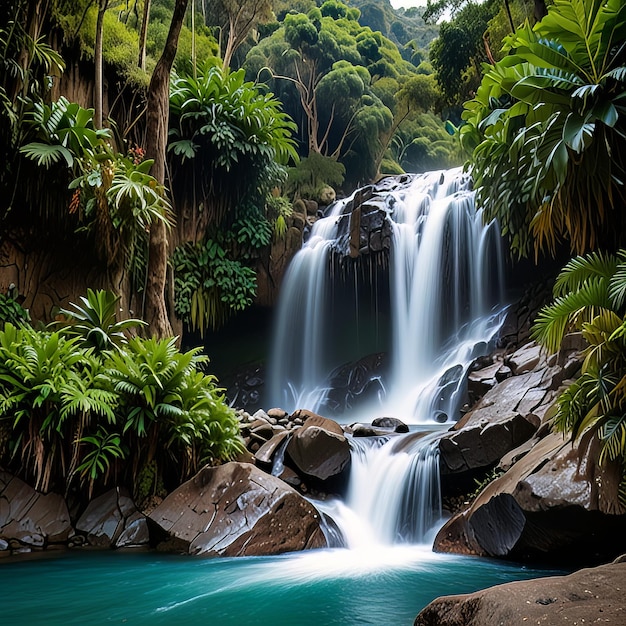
[268,168,506,424]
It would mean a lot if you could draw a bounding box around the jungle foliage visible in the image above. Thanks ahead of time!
[168,63,297,333]
[533,251,626,504]
[0,291,244,500]
[244,2,458,186]
[462,0,626,259]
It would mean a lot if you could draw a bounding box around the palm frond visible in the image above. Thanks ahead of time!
[553,251,619,297]
[532,277,613,352]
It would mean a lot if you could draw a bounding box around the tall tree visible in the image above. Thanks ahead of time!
[137,0,151,70]
[143,0,189,338]
[94,0,111,128]
[206,0,273,69]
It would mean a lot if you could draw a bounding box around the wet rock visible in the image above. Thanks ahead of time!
[324,353,388,414]
[506,341,553,375]
[439,370,548,477]
[434,432,626,562]
[267,407,289,420]
[248,419,274,442]
[254,431,290,466]
[494,364,512,381]
[304,199,318,216]
[286,413,351,481]
[0,470,72,549]
[76,488,149,549]
[252,409,270,421]
[415,560,626,626]
[148,462,326,556]
[350,423,380,437]
[371,417,409,433]
[432,411,448,424]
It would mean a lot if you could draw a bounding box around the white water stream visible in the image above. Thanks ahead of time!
[268,168,507,551]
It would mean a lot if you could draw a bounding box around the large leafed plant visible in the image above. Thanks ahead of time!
[462,0,626,258]
[0,291,244,500]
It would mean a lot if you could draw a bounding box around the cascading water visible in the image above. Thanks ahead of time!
[315,433,443,548]
[269,167,505,424]
[268,167,507,550]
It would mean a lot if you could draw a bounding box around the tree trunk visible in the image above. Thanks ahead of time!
[534,0,548,22]
[143,0,189,339]
[138,0,151,70]
[94,0,108,128]
[502,0,515,33]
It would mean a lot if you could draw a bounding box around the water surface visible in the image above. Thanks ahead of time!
[0,547,564,625]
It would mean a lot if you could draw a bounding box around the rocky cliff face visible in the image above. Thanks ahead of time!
[434,329,626,565]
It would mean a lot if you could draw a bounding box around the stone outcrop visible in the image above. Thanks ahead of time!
[439,339,582,488]
[333,185,394,258]
[76,487,149,549]
[148,462,327,556]
[415,558,626,626]
[435,431,626,562]
[238,407,305,454]
[0,470,72,556]
[433,323,626,564]
[285,412,351,481]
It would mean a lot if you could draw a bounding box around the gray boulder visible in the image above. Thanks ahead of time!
[439,361,563,477]
[148,462,326,556]
[0,470,71,550]
[434,432,626,561]
[76,487,149,548]
[371,417,409,433]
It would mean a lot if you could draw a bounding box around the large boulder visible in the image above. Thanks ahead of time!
[148,462,327,556]
[439,337,582,486]
[415,559,626,626]
[76,487,149,549]
[285,412,351,481]
[434,432,626,562]
[0,470,71,552]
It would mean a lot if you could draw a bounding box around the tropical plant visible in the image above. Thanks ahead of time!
[20,97,111,169]
[286,152,346,199]
[103,336,244,486]
[0,315,244,499]
[0,289,30,326]
[51,288,145,351]
[168,62,298,230]
[69,148,174,265]
[20,97,173,270]
[266,194,293,239]
[462,0,626,258]
[0,323,102,493]
[173,238,257,334]
[532,250,626,504]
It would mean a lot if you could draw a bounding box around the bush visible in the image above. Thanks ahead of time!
[0,300,244,500]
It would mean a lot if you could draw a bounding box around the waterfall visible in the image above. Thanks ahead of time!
[312,433,442,548]
[268,167,506,549]
[268,197,348,413]
[268,167,505,424]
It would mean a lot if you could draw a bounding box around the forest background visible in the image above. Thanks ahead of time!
[1,0,626,505]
